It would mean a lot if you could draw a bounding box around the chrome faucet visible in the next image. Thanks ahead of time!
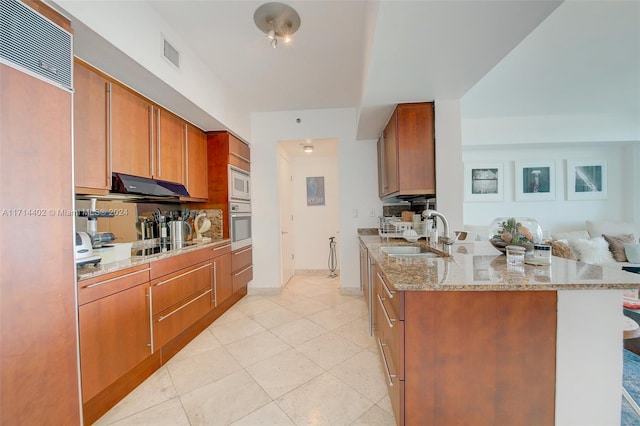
[422,209,455,255]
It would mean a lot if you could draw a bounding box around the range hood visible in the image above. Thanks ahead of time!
[112,173,190,198]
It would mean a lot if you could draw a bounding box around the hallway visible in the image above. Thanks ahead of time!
[95,273,395,425]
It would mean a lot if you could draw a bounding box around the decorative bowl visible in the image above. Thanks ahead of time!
[488,217,542,254]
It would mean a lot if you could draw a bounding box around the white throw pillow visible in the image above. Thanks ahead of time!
[550,230,591,258]
[573,237,616,265]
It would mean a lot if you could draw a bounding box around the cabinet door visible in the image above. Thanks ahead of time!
[186,123,208,199]
[155,108,184,184]
[111,83,152,178]
[383,109,398,196]
[74,61,110,191]
[397,103,435,194]
[213,252,232,307]
[79,283,151,403]
[228,133,251,171]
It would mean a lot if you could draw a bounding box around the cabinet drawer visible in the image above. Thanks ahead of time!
[233,264,253,293]
[376,335,405,425]
[152,288,212,349]
[78,264,150,305]
[376,292,405,380]
[150,261,211,316]
[375,270,404,320]
[210,242,232,258]
[232,246,252,272]
[150,248,210,280]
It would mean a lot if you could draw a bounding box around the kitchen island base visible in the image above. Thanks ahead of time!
[375,284,626,425]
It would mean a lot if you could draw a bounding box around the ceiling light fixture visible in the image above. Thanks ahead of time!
[303,145,314,153]
[254,2,301,49]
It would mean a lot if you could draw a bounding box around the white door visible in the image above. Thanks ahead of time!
[278,154,295,286]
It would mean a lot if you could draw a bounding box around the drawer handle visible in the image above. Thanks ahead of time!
[155,263,211,287]
[157,289,212,322]
[377,293,396,328]
[233,247,252,256]
[377,272,394,299]
[377,338,397,387]
[212,244,231,251]
[83,267,150,289]
[234,265,253,277]
[147,286,154,354]
[230,151,251,163]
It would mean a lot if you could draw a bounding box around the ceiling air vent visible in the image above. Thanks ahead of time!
[162,35,180,69]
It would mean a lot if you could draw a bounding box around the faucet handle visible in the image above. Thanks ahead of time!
[440,236,456,246]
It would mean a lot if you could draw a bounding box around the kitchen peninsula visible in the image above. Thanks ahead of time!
[359,232,640,426]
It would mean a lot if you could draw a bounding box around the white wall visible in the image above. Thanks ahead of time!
[292,154,340,271]
[461,142,638,234]
[251,108,381,292]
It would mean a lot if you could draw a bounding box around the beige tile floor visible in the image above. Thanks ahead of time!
[95,273,396,426]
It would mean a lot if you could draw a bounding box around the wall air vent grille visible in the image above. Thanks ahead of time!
[162,36,180,69]
[0,0,72,90]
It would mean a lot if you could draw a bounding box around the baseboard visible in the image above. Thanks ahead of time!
[247,287,281,296]
[340,287,362,296]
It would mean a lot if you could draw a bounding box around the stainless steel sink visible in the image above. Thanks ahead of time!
[379,246,440,258]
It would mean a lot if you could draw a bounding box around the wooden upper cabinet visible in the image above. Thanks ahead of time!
[185,123,208,199]
[155,108,184,184]
[74,60,110,193]
[110,83,152,179]
[228,133,251,171]
[378,102,435,198]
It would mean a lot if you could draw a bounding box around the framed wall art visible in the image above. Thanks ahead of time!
[515,160,556,201]
[464,162,504,202]
[566,160,607,200]
[306,176,325,206]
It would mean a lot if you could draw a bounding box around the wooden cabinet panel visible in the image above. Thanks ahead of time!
[79,282,151,403]
[156,108,184,184]
[74,59,110,192]
[153,288,212,349]
[1,62,80,425]
[110,83,152,178]
[377,102,435,198]
[151,261,211,316]
[381,108,398,196]
[185,123,208,199]
[211,244,232,307]
[150,248,210,280]
[232,246,253,272]
[233,263,253,293]
[78,264,150,306]
[228,133,251,171]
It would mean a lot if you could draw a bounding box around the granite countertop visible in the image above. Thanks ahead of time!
[76,239,231,281]
[359,232,640,291]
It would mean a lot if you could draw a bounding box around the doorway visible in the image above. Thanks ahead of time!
[277,139,340,285]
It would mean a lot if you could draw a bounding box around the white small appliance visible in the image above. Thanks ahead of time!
[229,165,250,201]
[230,201,252,250]
[75,232,101,266]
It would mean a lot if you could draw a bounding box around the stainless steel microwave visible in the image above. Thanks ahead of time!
[229,165,250,201]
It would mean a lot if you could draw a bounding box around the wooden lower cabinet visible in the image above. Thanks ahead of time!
[211,243,232,307]
[232,246,253,292]
[78,265,151,404]
[373,264,557,426]
[79,244,245,424]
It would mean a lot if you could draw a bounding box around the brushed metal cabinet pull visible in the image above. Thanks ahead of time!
[234,265,253,277]
[377,293,396,328]
[154,263,211,287]
[83,267,151,289]
[233,247,252,256]
[377,337,396,387]
[377,272,395,299]
[213,244,232,251]
[147,286,154,353]
[229,151,251,163]
[156,108,161,177]
[157,289,212,322]
[212,262,217,307]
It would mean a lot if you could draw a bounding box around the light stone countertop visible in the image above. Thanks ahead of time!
[359,232,640,292]
[76,239,231,281]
